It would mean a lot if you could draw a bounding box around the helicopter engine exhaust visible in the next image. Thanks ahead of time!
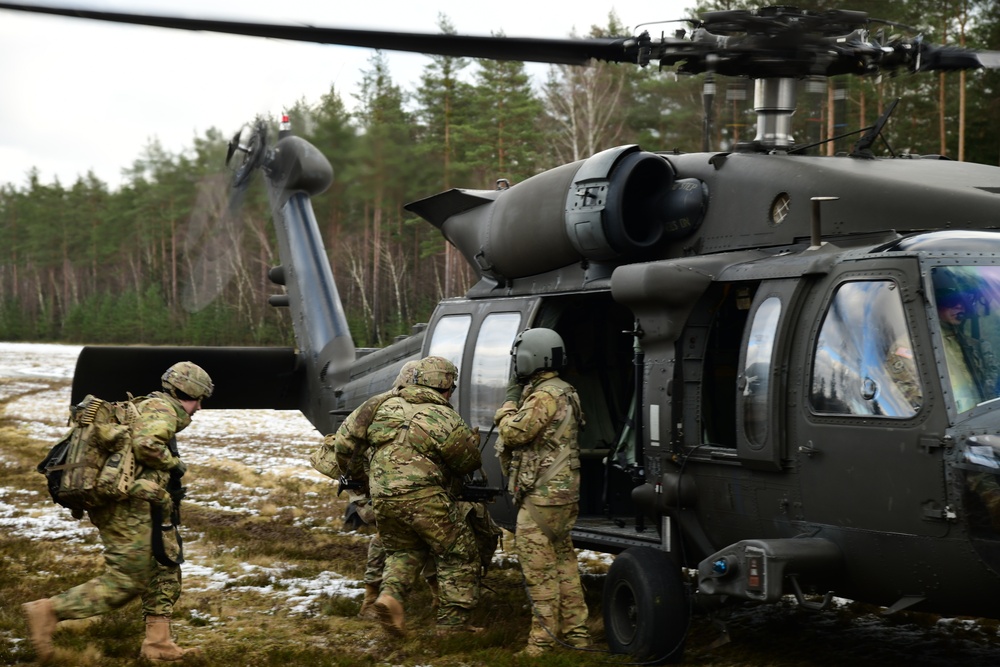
[406,145,707,282]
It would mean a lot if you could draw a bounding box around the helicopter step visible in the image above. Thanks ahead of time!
[570,515,662,552]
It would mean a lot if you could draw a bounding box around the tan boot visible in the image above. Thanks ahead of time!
[373,593,406,637]
[358,583,380,620]
[140,616,202,662]
[22,598,58,661]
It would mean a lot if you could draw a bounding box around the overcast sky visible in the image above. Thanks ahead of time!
[0,0,694,190]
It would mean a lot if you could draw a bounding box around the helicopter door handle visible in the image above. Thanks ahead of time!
[798,441,820,457]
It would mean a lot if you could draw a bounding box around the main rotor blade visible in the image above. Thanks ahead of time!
[0,2,638,65]
[972,49,1000,69]
[918,44,1000,72]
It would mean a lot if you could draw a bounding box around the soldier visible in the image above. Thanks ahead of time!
[22,361,213,663]
[323,360,437,619]
[494,328,591,657]
[367,356,482,636]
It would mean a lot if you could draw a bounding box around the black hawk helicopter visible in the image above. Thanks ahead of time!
[3,2,1000,662]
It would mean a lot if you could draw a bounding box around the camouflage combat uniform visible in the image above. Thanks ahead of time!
[328,365,436,604]
[49,391,191,621]
[368,384,481,627]
[495,370,590,651]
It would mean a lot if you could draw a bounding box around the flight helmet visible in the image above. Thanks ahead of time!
[512,328,566,380]
[162,361,214,401]
[412,356,458,391]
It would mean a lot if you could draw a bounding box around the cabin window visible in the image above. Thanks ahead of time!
[743,296,781,446]
[931,266,1000,413]
[811,280,922,417]
[469,312,522,429]
[427,314,472,406]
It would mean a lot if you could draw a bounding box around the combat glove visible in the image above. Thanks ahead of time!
[505,372,523,404]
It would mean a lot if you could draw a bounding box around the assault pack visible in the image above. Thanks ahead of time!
[37,394,142,517]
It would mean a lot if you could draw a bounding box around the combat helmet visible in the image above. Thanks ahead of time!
[512,328,566,380]
[162,361,214,401]
[393,359,421,388]
[412,356,457,391]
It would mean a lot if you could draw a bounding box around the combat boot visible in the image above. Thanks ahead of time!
[564,631,593,650]
[373,593,406,637]
[358,583,380,620]
[140,616,202,662]
[22,598,58,661]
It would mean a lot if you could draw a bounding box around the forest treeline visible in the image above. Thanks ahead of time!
[1,1,998,348]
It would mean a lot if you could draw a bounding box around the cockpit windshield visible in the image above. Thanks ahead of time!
[931,265,1000,413]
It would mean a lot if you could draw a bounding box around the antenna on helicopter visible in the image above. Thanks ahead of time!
[850,98,900,158]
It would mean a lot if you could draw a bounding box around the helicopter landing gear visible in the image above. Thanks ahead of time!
[603,546,689,664]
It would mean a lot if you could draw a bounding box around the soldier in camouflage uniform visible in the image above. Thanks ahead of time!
[22,361,213,663]
[367,356,482,636]
[494,328,591,657]
[325,360,437,619]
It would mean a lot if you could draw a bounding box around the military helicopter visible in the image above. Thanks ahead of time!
[4,1,1000,663]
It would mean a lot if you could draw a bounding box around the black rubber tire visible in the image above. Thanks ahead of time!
[602,546,689,664]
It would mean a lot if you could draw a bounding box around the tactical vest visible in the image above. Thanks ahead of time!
[508,376,583,505]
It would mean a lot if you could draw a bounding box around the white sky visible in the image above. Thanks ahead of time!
[0,0,694,190]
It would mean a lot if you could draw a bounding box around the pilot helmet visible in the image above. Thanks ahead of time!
[933,268,975,310]
[512,328,566,380]
[162,361,214,401]
[412,356,457,391]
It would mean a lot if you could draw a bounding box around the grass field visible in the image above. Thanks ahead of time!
[0,376,621,667]
[3,355,1000,667]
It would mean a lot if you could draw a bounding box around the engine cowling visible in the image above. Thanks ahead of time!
[405,145,707,282]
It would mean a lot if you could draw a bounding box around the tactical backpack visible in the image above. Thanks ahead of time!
[38,394,142,516]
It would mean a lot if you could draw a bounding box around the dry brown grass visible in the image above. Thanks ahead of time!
[0,398,617,667]
[5,381,1000,666]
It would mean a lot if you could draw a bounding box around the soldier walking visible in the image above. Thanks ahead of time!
[366,356,482,636]
[22,361,213,663]
[494,328,591,657]
[317,360,438,618]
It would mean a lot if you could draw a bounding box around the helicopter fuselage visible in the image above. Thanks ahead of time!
[69,133,1000,660]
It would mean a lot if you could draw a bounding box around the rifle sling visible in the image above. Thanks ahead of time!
[150,504,184,567]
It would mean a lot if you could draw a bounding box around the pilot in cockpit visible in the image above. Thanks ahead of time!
[934,270,1000,413]
[934,268,1000,532]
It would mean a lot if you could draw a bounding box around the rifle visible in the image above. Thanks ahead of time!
[337,474,366,496]
[151,436,186,567]
[460,478,504,502]
[461,423,504,502]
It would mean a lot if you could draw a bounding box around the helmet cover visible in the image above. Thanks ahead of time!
[161,361,214,401]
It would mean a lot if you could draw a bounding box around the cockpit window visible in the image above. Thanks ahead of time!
[931,266,1000,413]
[811,280,922,418]
[960,435,1000,548]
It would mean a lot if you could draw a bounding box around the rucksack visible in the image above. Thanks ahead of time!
[38,394,142,517]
